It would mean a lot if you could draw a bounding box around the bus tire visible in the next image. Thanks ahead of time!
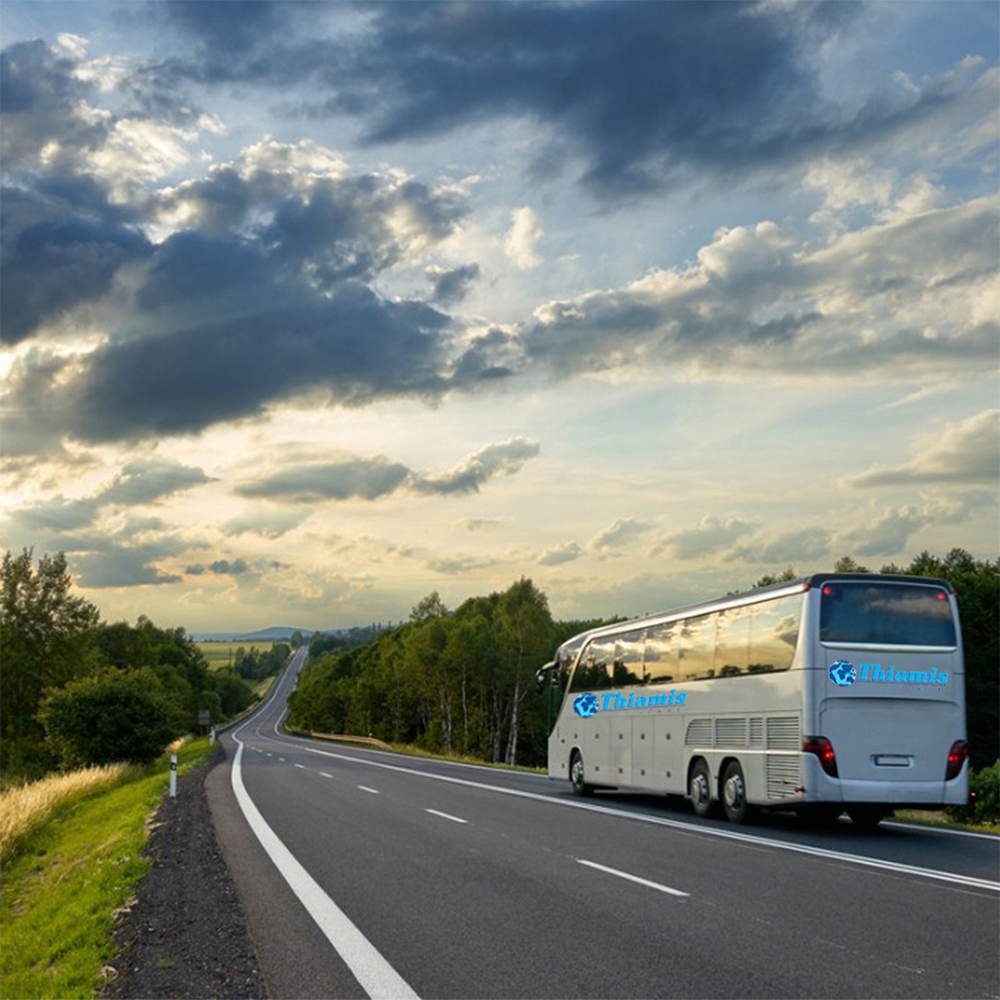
[569,751,593,797]
[721,761,753,824]
[847,806,887,830]
[689,759,716,818]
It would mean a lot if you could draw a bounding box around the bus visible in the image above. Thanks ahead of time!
[537,573,968,828]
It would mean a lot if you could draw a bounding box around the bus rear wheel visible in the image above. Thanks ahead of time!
[569,751,593,797]
[721,761,753,824]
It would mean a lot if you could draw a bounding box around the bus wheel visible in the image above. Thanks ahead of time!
[570,751,593,797]
[689,760,716,818]
[847,806,887,830]
[721,761,753,824]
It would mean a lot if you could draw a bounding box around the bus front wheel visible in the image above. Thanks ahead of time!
[570,751,593,797]
[689,760,716,818]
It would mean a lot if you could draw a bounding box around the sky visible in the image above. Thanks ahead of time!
[0,0,997,633]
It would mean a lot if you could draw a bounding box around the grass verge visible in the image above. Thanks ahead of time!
[0,738,212,1000]
[893,808,999,835]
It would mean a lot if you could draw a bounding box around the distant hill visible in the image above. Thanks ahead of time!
[192,626,321,642]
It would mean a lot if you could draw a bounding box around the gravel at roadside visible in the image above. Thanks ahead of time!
[103,747,267,1000]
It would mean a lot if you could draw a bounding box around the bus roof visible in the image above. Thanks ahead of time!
[560,572,956,649]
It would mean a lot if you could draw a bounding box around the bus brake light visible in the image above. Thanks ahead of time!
[945,740,968,781]
[803,736,839,778]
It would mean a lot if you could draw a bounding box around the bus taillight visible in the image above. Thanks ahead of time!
[803,736,839,778]
[945,740,969,781]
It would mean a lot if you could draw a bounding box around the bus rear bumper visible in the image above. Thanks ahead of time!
[836,777,967,805]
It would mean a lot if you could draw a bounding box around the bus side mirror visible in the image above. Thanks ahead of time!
[536,663,555,693]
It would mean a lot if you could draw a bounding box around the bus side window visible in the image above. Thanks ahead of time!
[678,614,718,681]
[613,629,647,687]
[569,638,614,692]
[715,606,751,677]
[749,594,803,673]
[644,622,678,684]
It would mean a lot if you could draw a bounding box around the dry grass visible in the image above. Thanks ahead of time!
[0,763,134,867]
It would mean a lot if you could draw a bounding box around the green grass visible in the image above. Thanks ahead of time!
[197,641,270,670]
[0,739,211,1000]
[894,808,999,835]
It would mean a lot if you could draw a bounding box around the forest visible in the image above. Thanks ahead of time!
[0,550,272,783]
[288,550,998,771]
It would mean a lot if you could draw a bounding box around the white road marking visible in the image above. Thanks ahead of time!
[577,859,688,897]
[294,763,306,769]
[425,809,468,824]
[261,732,1000,895]
[230,736,418,1000]
[357,785,380,795]
[320,772,334,778]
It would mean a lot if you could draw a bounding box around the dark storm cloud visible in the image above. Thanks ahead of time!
[148,1,931,201]
[427,264,481,305]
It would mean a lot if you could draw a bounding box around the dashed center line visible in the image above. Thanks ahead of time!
[295,763,306,769]
[320,772,334,778]
[357,785,380,794]
[576,859,689,898]
[425,809,468,824]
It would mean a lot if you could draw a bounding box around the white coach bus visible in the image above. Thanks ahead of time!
[537,573,968,828]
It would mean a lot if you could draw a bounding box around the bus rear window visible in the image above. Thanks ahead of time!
[820,583,956,646]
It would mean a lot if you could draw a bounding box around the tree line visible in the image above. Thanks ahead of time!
[289,550,998,771]
[0,549,280,783]
[288,580,605,767]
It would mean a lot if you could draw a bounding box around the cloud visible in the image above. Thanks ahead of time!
[186,558,251,576]
[728,528,834,566]
[426,263,480,305]
[152,3,994,202]
[655,516,756,560]
[223,509,309,539]
[518,196,999,383]
[236,455,412,504]
[412,437,540,495]
[236,437,540,504]
[589,518,653,552]
[844,409,999,488]
[455,517,502,532]
[503,207,543,269]
[537,541,583,567]
[98,458,212,505]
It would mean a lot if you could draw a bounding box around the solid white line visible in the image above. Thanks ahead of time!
[425,809,468,824]
[262,732,1000,894]
[229,739,418,1000]
[577,859,689,897]
[883,820,1000,841]
[357,785,380,795]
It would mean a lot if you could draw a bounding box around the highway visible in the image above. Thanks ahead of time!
[206,648,1000,999]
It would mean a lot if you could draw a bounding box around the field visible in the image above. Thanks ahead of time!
[197,641,276,670]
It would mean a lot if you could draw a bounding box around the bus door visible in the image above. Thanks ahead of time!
[816,580,964,794]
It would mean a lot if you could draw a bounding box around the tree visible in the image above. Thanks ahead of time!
[39,667,184,767]
[410,591,448,622]
[1,549,101,778]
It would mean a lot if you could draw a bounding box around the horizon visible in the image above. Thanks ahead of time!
[1,1,997,632]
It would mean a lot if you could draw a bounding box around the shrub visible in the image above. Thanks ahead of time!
[39,668,184,768]
[946,760,1000,826]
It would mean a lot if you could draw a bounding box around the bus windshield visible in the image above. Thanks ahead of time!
[819,581,956,646]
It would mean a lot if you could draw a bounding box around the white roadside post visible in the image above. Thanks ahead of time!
[169,753,177,798]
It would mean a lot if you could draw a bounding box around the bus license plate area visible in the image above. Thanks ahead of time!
[873,754,911,767]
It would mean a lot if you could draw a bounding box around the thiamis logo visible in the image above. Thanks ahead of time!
[829,660,949,687]
[572,690,687,717]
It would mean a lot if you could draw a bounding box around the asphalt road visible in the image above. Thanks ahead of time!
[206,649,1000,999]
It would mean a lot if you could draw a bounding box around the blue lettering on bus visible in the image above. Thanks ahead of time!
[572,690,686,717]
[829,661,948,687]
